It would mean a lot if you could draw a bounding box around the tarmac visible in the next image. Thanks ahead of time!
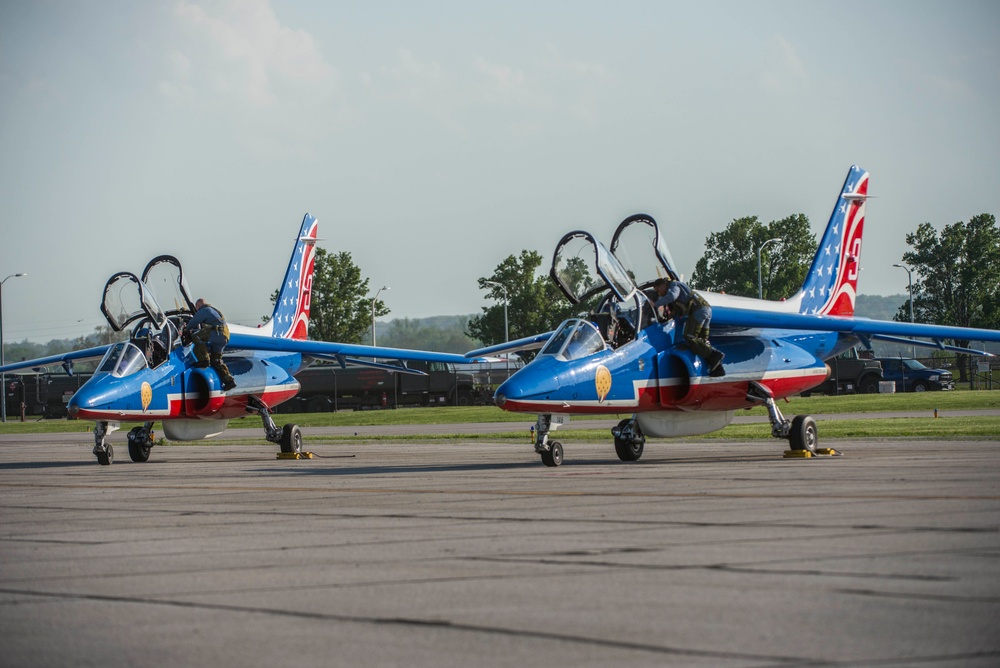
[1,427,999,667]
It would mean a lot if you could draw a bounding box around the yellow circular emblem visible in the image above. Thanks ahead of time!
[595,365,612,403]
[141,382,153,412]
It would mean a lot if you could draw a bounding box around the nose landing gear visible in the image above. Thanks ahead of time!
[534,414,569,467]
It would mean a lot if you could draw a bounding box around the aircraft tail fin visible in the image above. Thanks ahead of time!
[268,214,318,340]
[796,165,869,316]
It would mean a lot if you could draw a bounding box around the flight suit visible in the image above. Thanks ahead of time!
[187,303,236,390]
[656,281,725,374]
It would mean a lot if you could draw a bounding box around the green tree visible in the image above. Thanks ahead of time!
[895,213,1000,382]
[380,317,479,354]
[468,250,576,352]
[267,248,389,344]
[690,214,817,299]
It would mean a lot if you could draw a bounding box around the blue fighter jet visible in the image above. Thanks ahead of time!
[466,166,1000,466]
[0,214,474,465]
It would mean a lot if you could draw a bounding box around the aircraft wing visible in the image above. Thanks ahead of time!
[711,306,1000,355]
[227,333,479,365]
[463,331,556,359]
[0,344,114,375]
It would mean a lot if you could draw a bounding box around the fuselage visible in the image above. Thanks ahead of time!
[493,317,846,416]
[67,342,304,423]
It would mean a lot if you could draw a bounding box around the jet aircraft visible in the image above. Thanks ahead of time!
[0,214,475,465]
[466,166,1000,466]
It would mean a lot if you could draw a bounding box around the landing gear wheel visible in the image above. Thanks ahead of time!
[613,418,645,462]
[127,426,152,463]
[540,441,563,467]
[279,424,302,454]
[788,415,818,454]
[95,444,114,466]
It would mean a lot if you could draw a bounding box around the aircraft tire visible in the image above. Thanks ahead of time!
[127,427,152,463]
[96,444,113,466]
[280,424,303,454]
[613,419,645,462]
[789,415,818,453]
[128,442,151,463]
[540,441,563,467]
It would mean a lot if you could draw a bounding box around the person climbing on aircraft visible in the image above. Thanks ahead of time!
[655,279,726,377]
[185,298,237,391]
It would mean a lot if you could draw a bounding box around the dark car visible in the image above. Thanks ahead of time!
[875,358,954,392]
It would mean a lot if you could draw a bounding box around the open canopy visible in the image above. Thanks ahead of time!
[549,231,639,306]
[100,272,168,333]
[609,213,680,286]
[141,255,195,317]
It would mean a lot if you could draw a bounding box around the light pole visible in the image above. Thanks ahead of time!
[484,280,510,378]
[371,286,389,347]
[893,263,915,358]
[757,238,782,299]
[1,273,27,423]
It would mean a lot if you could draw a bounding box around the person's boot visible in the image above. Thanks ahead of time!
[708,349,725,376]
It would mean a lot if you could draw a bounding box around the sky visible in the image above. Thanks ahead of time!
[1,0,998,343]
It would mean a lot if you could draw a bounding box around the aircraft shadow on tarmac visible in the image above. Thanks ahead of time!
[0,460,97,470]
[257,459,615,476]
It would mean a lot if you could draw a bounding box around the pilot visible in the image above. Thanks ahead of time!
[186,299,237,391]
[655,280,726,376]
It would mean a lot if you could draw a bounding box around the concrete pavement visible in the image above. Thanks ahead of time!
[1,432,998,666]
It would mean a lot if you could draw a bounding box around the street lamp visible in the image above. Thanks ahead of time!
[371,286,389,347]
[1,272,27,423]
[757,238,782,299]
[893,263,915,358]
[484,280,510,378]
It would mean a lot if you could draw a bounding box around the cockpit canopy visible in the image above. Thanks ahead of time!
[547,214,680,350]
[96,342,149,378]
[609,214,679,286]
[141,255,195,317]
[549,214,679,307]
[550,231,640,305]
[99,256,194,369]
[101,272,168,333]
[539,319,607,360]
[100,256,195,333]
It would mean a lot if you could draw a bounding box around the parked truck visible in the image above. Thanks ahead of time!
[801,347,883,396]
[874,357,954,392]
[4,372,91,419]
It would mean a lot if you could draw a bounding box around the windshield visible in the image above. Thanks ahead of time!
[903,359,927,370]
[539,319,607,360]
[96,342,149,378]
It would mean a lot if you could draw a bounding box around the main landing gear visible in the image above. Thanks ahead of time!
[127,422,156,462]
[612,418,645,461]
[247,395,303,455]
[746,381,838,458]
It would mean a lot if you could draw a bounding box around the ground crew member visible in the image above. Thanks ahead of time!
[186,299,237,391]
[654,279,726,376]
